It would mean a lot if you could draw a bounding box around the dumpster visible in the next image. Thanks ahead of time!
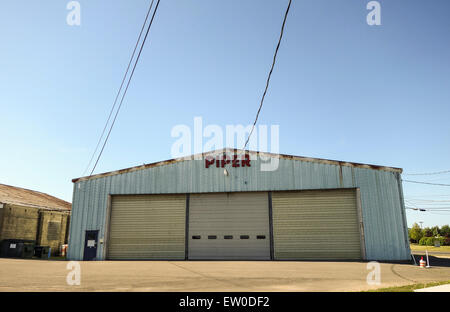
[22,242,36,259]
[0,240,10,257]
[34,246,51,259]
[0,240,23,258]
[0,239,36,258]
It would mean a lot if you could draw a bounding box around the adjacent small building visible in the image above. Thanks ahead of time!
[0,184,71,255]
[68,149,411,261]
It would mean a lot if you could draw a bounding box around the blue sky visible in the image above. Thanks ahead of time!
[0,0,449,227]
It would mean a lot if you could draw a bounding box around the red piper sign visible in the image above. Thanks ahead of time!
[205,154,251,168]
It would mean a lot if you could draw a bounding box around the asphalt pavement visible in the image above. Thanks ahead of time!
[1,257,450,292]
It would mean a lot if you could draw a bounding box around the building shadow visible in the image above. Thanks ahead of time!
[412,254,450,268]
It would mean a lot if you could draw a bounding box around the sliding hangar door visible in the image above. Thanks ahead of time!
[189,192,271,260]
[271,189,362,260]
[106,189,362,260]
[107,194,186,260]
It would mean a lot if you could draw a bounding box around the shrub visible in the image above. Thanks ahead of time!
[445,236,450,246]
[425,237,433,246]
[435,236,446,246]
[413,225,450,246]
[421,236,446,246]
[419,237,428,246]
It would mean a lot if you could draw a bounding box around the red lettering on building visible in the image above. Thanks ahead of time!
[204,154,251,169]
[241,154,251,167]
[205,157,215,168]
[221,156,231,168]
[232,155,240,167]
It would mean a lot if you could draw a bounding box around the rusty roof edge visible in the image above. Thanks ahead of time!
[72,148,403,183]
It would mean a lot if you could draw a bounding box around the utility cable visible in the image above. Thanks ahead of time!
[406,207,450,211]
[83,0,156,176]
[402,180,450,187]
[90,0,161,176]
[242,0,292,151]
[403,169,450,176]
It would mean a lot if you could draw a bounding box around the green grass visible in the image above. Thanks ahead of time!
[410,244,450,252]
[365,280,450,292]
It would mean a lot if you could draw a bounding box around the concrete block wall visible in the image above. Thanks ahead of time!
[0,204,70,256]
[37,211,70,255]
[0,204,40,241]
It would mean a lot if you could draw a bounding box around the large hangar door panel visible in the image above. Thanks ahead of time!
[272,189,362,260]
[108,194,186,260]
[188,192,270,260]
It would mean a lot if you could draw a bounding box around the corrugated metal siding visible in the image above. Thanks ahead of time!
[188,192,270,260]
[108,195,185,260]
[272,189,361,260]
[67,158,409,261]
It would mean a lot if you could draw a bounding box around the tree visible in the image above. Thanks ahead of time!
[431,226,440,237]
[440,225,450,237]
[409,223,423,243]
[422,227,433,237]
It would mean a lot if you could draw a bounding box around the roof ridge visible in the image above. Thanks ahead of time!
[73,148,403,183]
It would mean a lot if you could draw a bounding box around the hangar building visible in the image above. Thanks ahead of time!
[67,149,410,261]
[0,183,71,255]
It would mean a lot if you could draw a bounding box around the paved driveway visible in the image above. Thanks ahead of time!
[1,258,449,292]
[415,284,450,292]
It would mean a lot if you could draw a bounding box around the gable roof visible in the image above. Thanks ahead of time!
[73,148,402,183]
[0,183,71,211]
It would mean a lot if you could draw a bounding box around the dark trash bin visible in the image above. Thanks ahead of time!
[34,246,51,259]
[0,240,10,257]
[0,239,36,258]
[22,242,36,259]
[5,240,23,258]
[34,246,44,258]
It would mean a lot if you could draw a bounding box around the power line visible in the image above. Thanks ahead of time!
[429,211,450,216]
[404,169,450,176]
[83,0,155,176]
[426,208,450,210]
[406,209,450,214]
[90,0,161,176]
[402,180,450,187]
[405,194,450,198]
[405,207,427,211]
[405,199,450,203]
[406,207,450,211]
[405,206,450,211]
[405,199,419,209]
[405,198,450,206]
[242,0,292,151]
[405,203,450,207]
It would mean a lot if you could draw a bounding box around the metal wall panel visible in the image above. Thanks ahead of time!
[68,157,410,261]
[272,189,361,260]
[188,192,270,260]
[107,194,186,260]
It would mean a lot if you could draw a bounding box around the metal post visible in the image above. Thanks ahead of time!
[411,254,417,266]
